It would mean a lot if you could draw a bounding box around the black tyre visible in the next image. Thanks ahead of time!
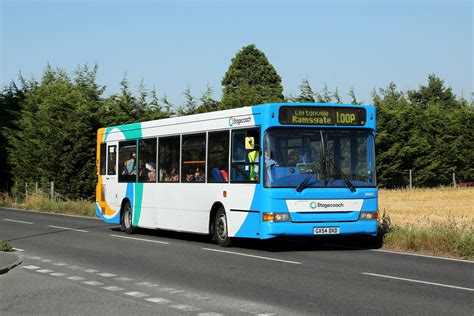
[120,201,136,234]
[213,207,233,247]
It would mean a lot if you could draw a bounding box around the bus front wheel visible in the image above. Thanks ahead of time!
[214,208,233,247]
[120,201,136,234]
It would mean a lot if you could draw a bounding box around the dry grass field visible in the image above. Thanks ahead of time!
[379,187,474,227]
[379,187,473,259]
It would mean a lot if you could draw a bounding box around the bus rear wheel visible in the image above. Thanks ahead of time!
[120,201,136,234]
[214,207,233,247]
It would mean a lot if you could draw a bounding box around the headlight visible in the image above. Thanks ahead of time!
[262,212,291,222]
[359,212,378,220]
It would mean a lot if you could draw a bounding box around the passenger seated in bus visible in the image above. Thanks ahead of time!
[219,166,229,182]
[194,167,204,182]
[122,152,136,175]
[159,167,167,181]
[146,162,156,182]
[185,169,194,182]
[265,150,278,185]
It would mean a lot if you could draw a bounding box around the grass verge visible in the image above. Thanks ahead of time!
[1,192,95,217]
[1,241,13,252]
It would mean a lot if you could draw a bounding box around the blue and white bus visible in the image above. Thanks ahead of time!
[96,103,378,246]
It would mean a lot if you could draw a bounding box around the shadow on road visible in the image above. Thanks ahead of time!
[112,226,383,253]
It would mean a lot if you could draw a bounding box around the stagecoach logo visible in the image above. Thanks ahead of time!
[310,201,344,209]
[228,116,252,127]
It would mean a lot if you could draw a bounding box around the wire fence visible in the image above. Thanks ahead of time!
[379,170,474,189]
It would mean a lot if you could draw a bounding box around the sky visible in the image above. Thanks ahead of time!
[1,0,472,106]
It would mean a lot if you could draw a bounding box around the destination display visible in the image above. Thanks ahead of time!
[279,106,366,126]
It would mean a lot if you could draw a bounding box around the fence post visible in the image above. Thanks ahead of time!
[50,181,54,201]
[35,182,38,194]
[452,173,456,187]
[25,182,28,199]
[409,170,413,190]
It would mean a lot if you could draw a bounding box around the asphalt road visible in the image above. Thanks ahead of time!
[1,207,473,315]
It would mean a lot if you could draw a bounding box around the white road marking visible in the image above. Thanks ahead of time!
[67,276,86,281]
[196,297,211,300]
[198,313,223,316]
[136,281,159,287]
[50,272,67,277]
[103,286,124,292]
[82,281,104,286]
[171,304,200,312]
[109,234,169,244]
[363,272,474,292]
[40,259,53,263]
[160,287,178,292]
[98,273,117,278]
[67,265,83,270]
[124,291,149,298]
[202,248,301,265]
[170,290,185,294]
[36,269,54,273]
[3,218,33,225]
[22,265,41,270]
[84,269,99,273]
[52,262,68,266]
[13,248,24,252]
[146,297,172,304]
[48,225,88,233]
[27,256,42,260]
[371,249,474,264]
[115,277,135,282]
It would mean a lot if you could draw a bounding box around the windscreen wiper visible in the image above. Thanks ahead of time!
[296,159,323,192]
[328,159,356,192]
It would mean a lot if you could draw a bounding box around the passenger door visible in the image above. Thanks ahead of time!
[104,142,119,209]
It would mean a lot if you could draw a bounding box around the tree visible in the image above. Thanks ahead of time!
[292,78,315,102]
[8,65,103,198]
[177,86,199,116]
[198,85,219,113]
[219,44,284,109]
[0,83,24,192]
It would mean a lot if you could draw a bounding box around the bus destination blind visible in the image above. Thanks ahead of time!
[279,106,366,126]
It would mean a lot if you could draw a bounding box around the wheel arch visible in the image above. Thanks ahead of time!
[209,201,225,235]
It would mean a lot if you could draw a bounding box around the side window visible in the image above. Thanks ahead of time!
[158,136,180,182]
[99,143,106,175]
[138,138,157,183]
[118,140,137,183]
[107,145,117,175]
[181,134,206,183]
[231,129,260,183]
[207,131,229,183]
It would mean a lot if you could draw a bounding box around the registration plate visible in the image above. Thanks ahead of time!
[314,227,340,235]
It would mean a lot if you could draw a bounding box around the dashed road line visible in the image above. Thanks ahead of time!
[36,269,54,273]
[136,281,159,287]
[50,272,67,277]
[13,248,24,252]
[40,259,53,263]
[48,225,88,233]
[171,304,200,312]
[84,269,99,273]
[370,249,474,264]
[98,272,117,278]
[124,291,149,298]
[103,286,125,292]
[67,276,86,281]
[362,272,474,292]
[146,297,172,304]
[52,262,68,266]
[3,218,33,224]
[109,234,169,244]
[198,313,224,316]
[67,265,84,270]
[27,256,42,260]
[202,248,301,265]
[22,265,41,270]
[170,290,185,294]
[82,281,104,286]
